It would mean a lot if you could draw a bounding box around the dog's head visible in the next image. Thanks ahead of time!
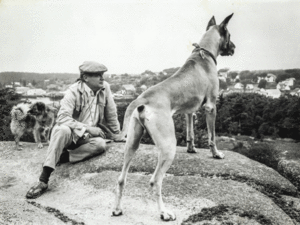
[206,14,235,56]
[28,102,46,119]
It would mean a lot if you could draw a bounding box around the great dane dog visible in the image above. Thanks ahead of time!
[112,14,235,221]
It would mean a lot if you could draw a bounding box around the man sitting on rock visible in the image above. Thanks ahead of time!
[26,61,120,199]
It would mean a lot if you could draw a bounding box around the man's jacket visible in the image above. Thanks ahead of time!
[56,80,120,142]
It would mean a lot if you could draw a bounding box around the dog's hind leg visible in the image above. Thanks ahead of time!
[147,112,177,221]
[205,102,224,159]
[186,113,197,153]
[112,116,144,217]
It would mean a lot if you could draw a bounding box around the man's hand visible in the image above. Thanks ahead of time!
[86,126,106,138]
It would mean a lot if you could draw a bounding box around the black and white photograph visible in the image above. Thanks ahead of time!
[0,0,300,224]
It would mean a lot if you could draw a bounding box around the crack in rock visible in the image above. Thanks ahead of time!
[27,201,85,225]
[181,204,273,225]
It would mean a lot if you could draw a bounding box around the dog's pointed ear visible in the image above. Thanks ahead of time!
[219,13,233,31]
[206,16,216,31]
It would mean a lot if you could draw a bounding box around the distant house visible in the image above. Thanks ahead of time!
[47,84,60,91]
[234,75,240,82]
[290,88,300,97]
[265,89,281,98]
[5,84,13,88]
[218,76,226,82]
[140,85,147,92]
[121,84,136,96]
[277,78,295,90]
[234,83,244,89]
[266,74,276,83]
[13,82,22,87]
[15,87,30,95]
[26,89,46,96]
[284,78,296,86]
[246,84,254,90]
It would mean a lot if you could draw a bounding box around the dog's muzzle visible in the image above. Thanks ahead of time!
[220,41,235,56]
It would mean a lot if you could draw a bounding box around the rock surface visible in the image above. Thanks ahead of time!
[0,141,299,225]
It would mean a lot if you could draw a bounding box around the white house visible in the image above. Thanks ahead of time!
[26,89,46,96]
[277,78,295,90]
[266,74,276,82]
[290,88,300,97]
[15,87,30,95]
[234,74,240,82]
[13,82,22,87]
[121,84,136,95]
[265,89,281,98]
[284,78,296,86]
[246,84,254,90]
[218,76,226,82]
[234,83,244,89]
[140,85,147,91]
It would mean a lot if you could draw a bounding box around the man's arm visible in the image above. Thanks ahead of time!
[56,89,87,136]
[103,83,121,133]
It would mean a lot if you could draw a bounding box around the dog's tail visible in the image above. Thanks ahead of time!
[112,97,148,142]
[11,103,30,121]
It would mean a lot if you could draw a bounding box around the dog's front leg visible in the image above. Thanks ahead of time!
[14,134,23,150]
[186,113,197,153]
[33,129,43,149]
[205,103,224,159]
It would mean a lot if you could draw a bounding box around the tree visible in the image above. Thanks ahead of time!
[275,73,290,83]
[32,79,37,86]
[110,84,121,93]
[219,79,227,90]
[258,79,267,89]
[241,79,250,92]
[228,71,238,80]
[239,70,252,80]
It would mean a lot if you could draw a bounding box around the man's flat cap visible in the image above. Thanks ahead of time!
[79,61,108,73]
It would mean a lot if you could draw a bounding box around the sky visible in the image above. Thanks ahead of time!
[0,0,300,75]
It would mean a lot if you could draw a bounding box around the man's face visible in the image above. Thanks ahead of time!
[84,72,104,91]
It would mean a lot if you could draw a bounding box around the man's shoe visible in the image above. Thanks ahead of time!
[26,181,48,199]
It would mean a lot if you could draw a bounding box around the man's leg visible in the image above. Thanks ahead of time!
[26,124,73,199]
[43,124,73,170]
[68,137,106,163]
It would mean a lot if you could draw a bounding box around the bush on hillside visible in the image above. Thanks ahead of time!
[231,142,280,169]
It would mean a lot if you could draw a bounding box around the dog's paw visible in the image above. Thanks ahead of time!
[112,208,123,217]
[38,143,43,149]
[160,209,176,221]
[187,147,197,153]
[16,147,23,151]
[213,151,225,159]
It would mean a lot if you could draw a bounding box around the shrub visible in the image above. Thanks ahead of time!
[232,142,280,169]
[0,88,22,141]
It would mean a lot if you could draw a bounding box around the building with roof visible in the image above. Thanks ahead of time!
[26,89,46,96]
[121,84,136,96]
[265,89,281,98]
[266,74,277,82]
[234,82,244,89]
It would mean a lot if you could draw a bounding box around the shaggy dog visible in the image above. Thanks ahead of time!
[10,102,58,150]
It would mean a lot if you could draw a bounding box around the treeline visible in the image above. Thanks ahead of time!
[228,68,300,83]
[0,72,78,85]
[1,89,299,144]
